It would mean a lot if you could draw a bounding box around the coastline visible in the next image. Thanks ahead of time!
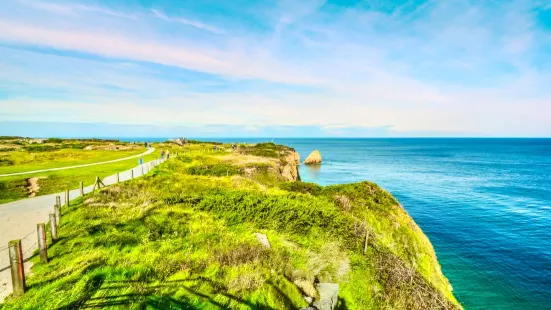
[1,141,461,309]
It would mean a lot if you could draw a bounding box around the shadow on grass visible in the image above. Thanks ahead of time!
[76,277,278,310]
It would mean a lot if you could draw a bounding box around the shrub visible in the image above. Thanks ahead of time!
[45,138,63,143]
[187,163,241,176]
[191,190,363,248]
[280,182,323,196]
[68,143,88,149]
[0,158,14,166]
[24,145,57,152]
[188,140,223,145]
[177,155,193,163]
[239,142,292,158]
[0,136,24,140]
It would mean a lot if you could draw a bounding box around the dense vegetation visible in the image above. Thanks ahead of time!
[237,142,295,159]
[0,142,460,309]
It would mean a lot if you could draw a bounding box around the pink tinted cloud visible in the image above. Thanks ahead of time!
[0,20,320,85]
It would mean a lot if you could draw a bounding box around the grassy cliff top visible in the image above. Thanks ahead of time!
[1,142,460,309]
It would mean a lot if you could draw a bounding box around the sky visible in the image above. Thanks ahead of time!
[1,0,551,137]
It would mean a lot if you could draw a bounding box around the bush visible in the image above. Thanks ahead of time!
[0,158,14,166]
[280,182,323,196]
[187,164,241,176]
[239,142,291,158]
[177,156,193,163]
[0,136,24,140]
[45,138,63,143]
[0,179,27,202]
[188,140,223,145]
[68,143,88,149]
[24,145,57,152]
[191,190,362,248]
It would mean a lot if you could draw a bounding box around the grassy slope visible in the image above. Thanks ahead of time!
[0,142,460,309]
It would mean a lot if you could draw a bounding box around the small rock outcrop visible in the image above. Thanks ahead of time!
[170,137,188,146]
[304,150,322,165]
[254,233,271,249]
[313,283,339,310]
[300,283,339,310]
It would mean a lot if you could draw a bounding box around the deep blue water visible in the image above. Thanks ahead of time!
[125,137,551,309]
[225,138,551,310]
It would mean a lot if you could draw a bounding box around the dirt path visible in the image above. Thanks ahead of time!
[26,177,41,198]
[0,148,154,177]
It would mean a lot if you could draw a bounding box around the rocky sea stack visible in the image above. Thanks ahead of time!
[304,150,322,164]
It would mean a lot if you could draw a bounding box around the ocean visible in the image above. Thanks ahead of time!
[125,137,551,309]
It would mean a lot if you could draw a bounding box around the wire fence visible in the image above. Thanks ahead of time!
[0,228,37,273]
[0,246,9,272]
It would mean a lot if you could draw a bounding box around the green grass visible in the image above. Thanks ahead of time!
[0,147,147,174]
[0,143,183,204]
[1,142,461,309]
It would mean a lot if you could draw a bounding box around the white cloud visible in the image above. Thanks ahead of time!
[151,9,222,33]
[0,0,550,136]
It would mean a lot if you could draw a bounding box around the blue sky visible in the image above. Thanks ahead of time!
[1,0,550,137]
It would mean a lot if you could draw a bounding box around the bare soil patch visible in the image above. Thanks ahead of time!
[26,177,44,197]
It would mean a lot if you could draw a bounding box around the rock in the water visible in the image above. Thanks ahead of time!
[304,150,322,164]
[254,233,271,249]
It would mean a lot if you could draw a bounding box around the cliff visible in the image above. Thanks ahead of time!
[279,147,301,181]
[1,141,460,310]
[235,142,301,182]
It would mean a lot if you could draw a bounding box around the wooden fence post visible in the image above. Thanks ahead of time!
[131,169,134,179]
[37,223,48,263]
[65,189,69,207]
[92,177,105,191]
[56,196,61,207]
[363,229,369,254]
[54,204,61,227]
[80,181,84,196]
[141,165,144,175]
[117,172,120,183]
[49,214,58,242]
[8,239,26,296]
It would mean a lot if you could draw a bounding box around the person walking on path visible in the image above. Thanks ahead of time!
[160,150,165,160]
[166,150,170,159]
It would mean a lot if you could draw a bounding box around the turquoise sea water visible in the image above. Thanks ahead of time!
[125,137,551,309]
[226,138,550,310]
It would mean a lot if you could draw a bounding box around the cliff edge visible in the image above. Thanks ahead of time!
[1,141,460,310]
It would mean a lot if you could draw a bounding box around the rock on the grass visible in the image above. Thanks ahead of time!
[304,150,322,164]
[314,283,339,310]
[254,233,271,249]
